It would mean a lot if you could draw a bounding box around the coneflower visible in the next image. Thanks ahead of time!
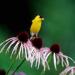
[0,32,32,59]
[30,37,51,71]
[60,66,75,75]
[50,44,75,70]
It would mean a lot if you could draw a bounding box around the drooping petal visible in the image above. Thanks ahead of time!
[6,40,17,53]
[35,51,40,68]
[0,37,16,46]
[10,41,20,58]
[46,60,50,70]
[60,67,74,75]
[0,40,11,53]
[41,59,46,71]
[61,56,64,67]
[16,43,22,59]
[70,69,74,75]
[21,43,24,57]
[60,52,75,63]
[37,52,41,69]
[24,45,28,61]
[53,53,57,70]
[56,55,60,65]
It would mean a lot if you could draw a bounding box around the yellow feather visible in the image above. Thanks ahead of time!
[30,15,44,33]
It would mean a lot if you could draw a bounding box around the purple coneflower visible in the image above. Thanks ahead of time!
[60,66,75,75]
[0,32,32,59]
[30,37,51,71]
[50,44,75,70]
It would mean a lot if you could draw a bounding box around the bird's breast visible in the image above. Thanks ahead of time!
[30,22,42,33]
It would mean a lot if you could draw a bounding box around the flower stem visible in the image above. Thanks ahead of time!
[6,59,16,75]
[12,58,25,75]
[41,70,45,75]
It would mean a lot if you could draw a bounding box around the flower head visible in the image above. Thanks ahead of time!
[50,44,75,70]
[18,32,29,43]
[0,32,32,59]
[31,37,43,49]
[50,44,60,53]
[60,66,75,75]
[29,37,51,71]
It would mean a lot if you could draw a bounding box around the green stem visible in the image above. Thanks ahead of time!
[41,70,45,75]
[12,58,25,75]
[6,59,16,75]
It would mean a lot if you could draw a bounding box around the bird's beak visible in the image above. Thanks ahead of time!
[41,18,44,20]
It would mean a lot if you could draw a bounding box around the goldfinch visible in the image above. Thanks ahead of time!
[30,15,44,37]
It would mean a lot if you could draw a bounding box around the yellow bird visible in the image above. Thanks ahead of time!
[30,15,44,37]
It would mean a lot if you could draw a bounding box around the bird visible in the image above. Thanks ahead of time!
[30,15,44,38]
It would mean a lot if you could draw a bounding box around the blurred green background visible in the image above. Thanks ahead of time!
[0,0,75,75]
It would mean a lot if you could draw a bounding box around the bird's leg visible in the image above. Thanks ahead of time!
[30,32,35,39]
[30,32,35,37]
[30,32,39,40]
[35,33,38,37]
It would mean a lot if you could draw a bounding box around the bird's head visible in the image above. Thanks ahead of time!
[32,15,44,22]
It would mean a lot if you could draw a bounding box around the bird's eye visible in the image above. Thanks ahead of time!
[40,16,43,18]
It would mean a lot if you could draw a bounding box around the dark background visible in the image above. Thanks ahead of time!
[0,0,35,35]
